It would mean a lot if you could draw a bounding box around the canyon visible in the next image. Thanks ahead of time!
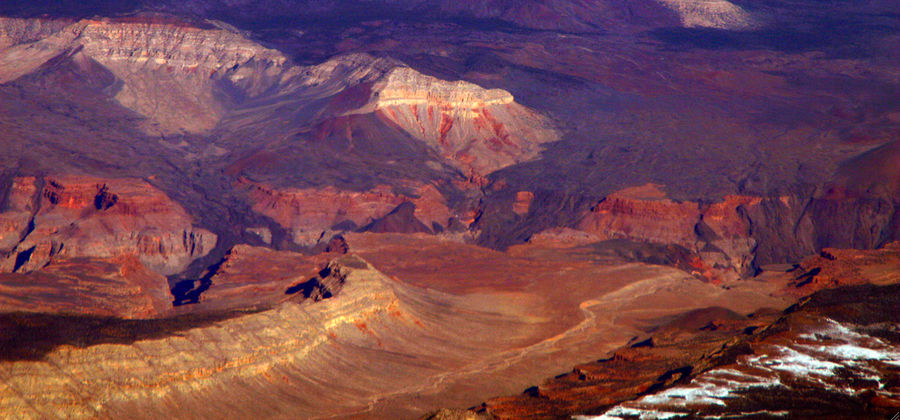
[0,0,897,418]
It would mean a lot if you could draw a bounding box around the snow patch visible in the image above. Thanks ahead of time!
[587,319,898,419]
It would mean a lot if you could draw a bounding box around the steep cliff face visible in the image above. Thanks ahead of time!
[575,165,900,278]
[0,16,289,134]
[361,67,558,178]
[189,244,336,310]
[0,16,70,49]
[242,179,451,246]
[0,175,216,276]
[576,184,759,279]
[271,53,558,180]
[578,184,702,246]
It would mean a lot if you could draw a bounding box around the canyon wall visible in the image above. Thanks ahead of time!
[0,175,216,276]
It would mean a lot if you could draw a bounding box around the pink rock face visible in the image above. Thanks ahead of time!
[368,67,558,178]
[576,184,763,277]
[0,175,216,276]
[578,184,702,245]
[512,191,535,216]
[241,179,451,244]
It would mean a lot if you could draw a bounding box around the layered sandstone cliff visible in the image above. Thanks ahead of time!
[573,170,900,281]
[262,52,558,179]
[0,254,564,418]
[1,17,558,177]
[241,179,451,246]
[354,66,558,178]
[0,175,216,276]
[0,16,290,133]
[576,184,759,280]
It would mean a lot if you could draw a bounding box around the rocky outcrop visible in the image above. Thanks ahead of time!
[355,66,558,178]
[576,184,759,280]
[578,183,703,245]
[0,15,290,133]
[0,175,216,276]
[575,172,900,280]
[475,306,777,419]
[591,283,900,419]
[242,179,451,246]
[258,52,558,179]
[181,244,336,311]
[775,241,900,298]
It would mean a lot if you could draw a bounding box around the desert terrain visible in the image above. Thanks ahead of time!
[0,1,897,418]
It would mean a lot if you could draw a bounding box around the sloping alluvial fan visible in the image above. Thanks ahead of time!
[0,0,898,419]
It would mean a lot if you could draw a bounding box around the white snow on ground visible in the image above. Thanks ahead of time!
[578,318,900,419]
[747,346,843,378]
[575,407,686,420]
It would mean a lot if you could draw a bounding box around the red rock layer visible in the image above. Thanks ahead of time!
[241,179,451,245]
[373,96,557,178]
[0,175,216,276]
[775,241,900,298]
[578,184,702,245]
[512,191,534,216]
[576,183,763,280]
